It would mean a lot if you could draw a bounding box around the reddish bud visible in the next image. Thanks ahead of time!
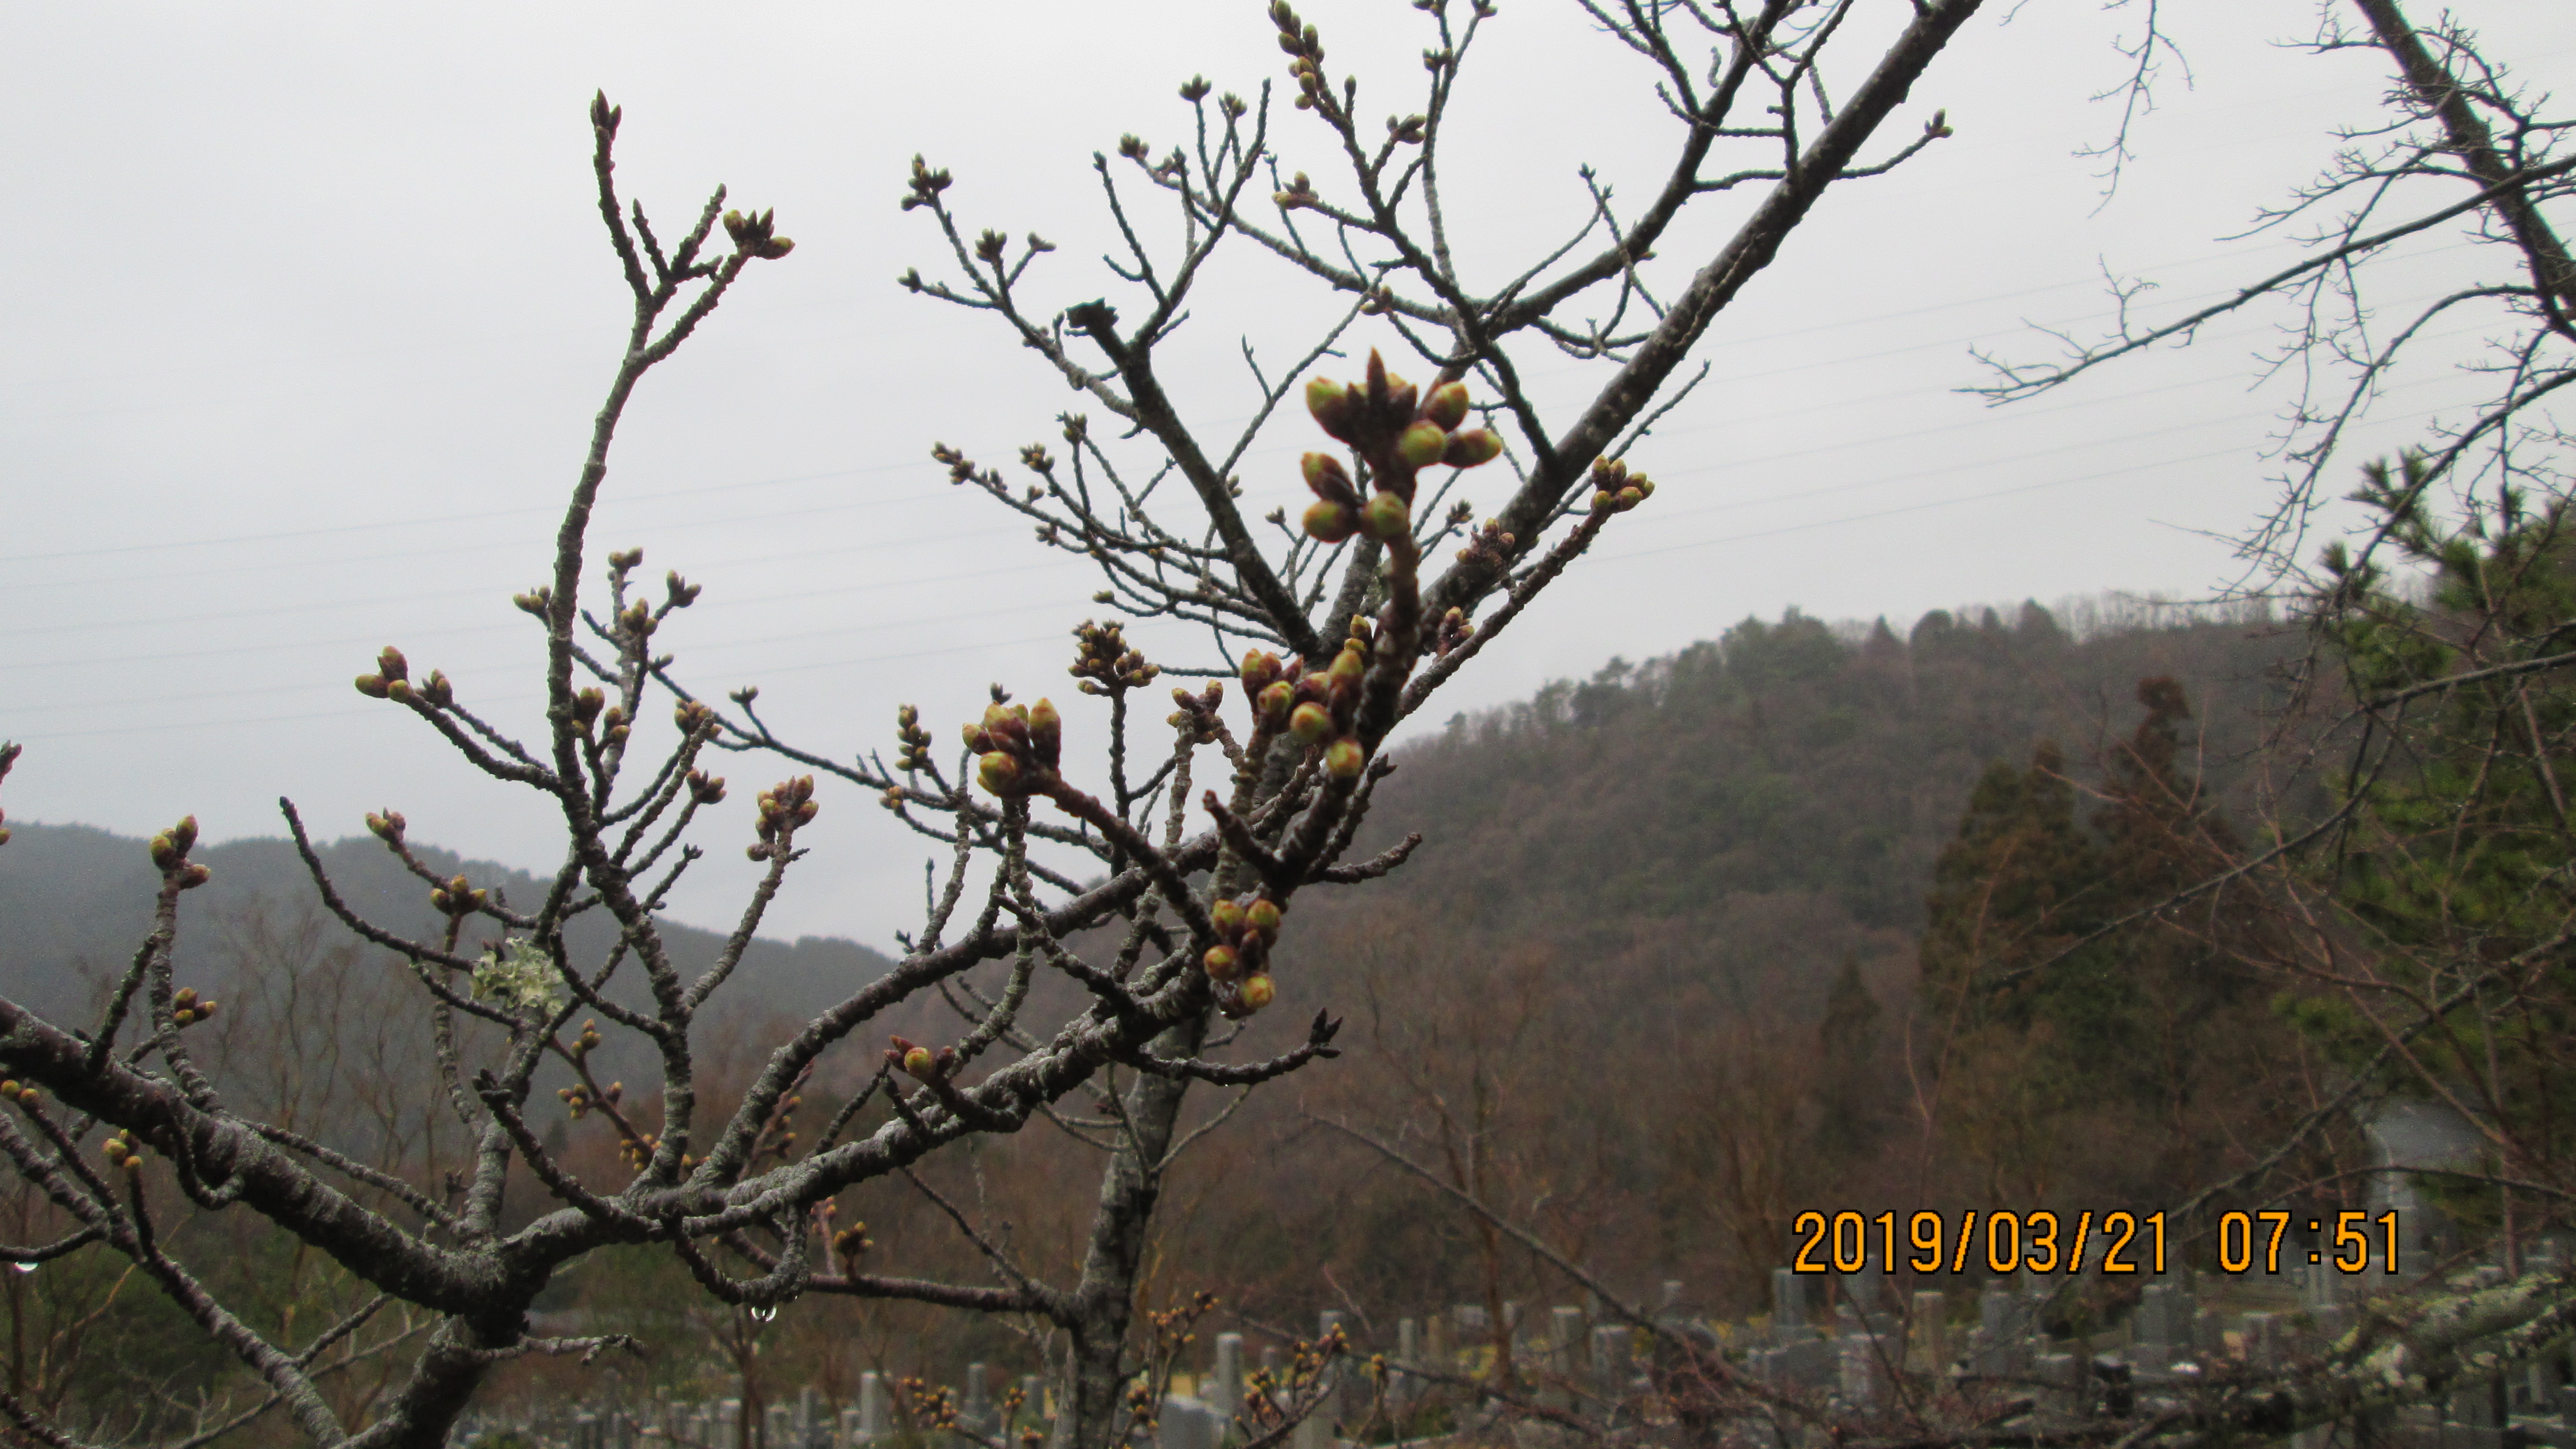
[1305,377,1357,441]
[1246,898,1282,936]
[1303,499,1357,544]
[1395,420,1448,468]
[376,647,409,684]
[1324,735,1367,779]
[1202,944,1242,981]
[1026,697,1062,761]
[1301,452,1354,499]
[1239,974,1276,1011]
[1361,491,1410,542]
[977,751,1022,795]
[1442,428,1503,468]
[902,1046,937,1081]
[1212,898,1246,935]
[1423,381,1471,430]
[1257,680,1296,726]
[1289,702,1334,744]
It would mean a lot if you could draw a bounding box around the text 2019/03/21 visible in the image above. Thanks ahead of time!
[1787,1210,2408,1276]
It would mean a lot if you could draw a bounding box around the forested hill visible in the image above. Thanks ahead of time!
[1286,599,2307,1007]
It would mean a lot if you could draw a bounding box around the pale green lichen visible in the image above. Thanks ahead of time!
[472,939,566,1017]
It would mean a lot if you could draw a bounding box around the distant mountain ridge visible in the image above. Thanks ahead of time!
[0,821,900,1034]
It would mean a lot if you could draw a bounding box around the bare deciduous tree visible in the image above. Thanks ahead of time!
[0,3,1990,1446]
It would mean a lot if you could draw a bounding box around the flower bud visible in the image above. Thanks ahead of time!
[1257,680,1296,726]
[148,832,177,869]
[1324,735,1367,779]
[1442,428,1504,468]
[376,647,409,684]
[1303,499,1357,544]
[178,863,212,889]
[1395,420,1449,468]
[1423,381,1471,430]
[386,678,415,703]
[353,674,390,699]
[1211,898,1246,935]
[1025,697,1062,761]
[977,751,1022,795]
[1246,898,1282,936]
[422,671,453,708]
[1289,702,1334,744]
[1301,452,1354,499]
[1239,974,1276,1011]
[902,1046,936,1081]
[1305,377,1357,441]
[1361,491,1410,542]
[1329,643,1366,686]
[1203,944,1242,980]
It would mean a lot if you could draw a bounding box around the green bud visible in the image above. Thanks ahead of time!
[1303,499,1357,544]
[1202,944,1242,981]
[1305,376,1357,441]
[148,833,177,869]
[1239,974,1276,1011]
[171,816,198,855]
[376,646,409,684]
[1324,735,1366,779]
[1361,490,1410,542]
[1212,898,1246,935]
[1289,702,1334,744]
[1246,898,1282,936]
[1026,698,1062,760]
[1395,420,1449,468]
[353,674,390,699]
[1301,452,1353,497]
[1258,679,1296,726]
[1423,381,1470,430]
[1329,645,1365,686]
[902,1046,937,1081]
[977,751,1022,795]
[1442,428,1503,468]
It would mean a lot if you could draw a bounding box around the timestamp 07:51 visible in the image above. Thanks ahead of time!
[1788,1210,2406,1276]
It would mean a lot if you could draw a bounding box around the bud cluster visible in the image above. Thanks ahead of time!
[365,809,407,844]
[1068,620,1158,695]
[0,1082,34,1109]
[1588,456,1657,513]
[1271,1,1333,115]
[513,586,553,617]
[1202,891,1287,1019]
[892,704,937,772]
[673,698,718,736]
[830,1216,873,1270]
[102,1130,144,1175]
[429,874,487,920]
[557,1058,625,1124]
[172,987,217,1028]
[1168,681,1225,745]
[758,1088,803,1162]
[1248,627,1374,780]
[750,776,818,860]
[686,770,727,806]
[886,1035,958,1087]
[1300,352,1504,547]
[965,699,1062,797]
[722,207,795,261]
[147,815,212,890]
[1454,517,1517,572]
[901,155,954,212]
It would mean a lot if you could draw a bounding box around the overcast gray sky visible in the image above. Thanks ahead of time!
[3,1,2566,950]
